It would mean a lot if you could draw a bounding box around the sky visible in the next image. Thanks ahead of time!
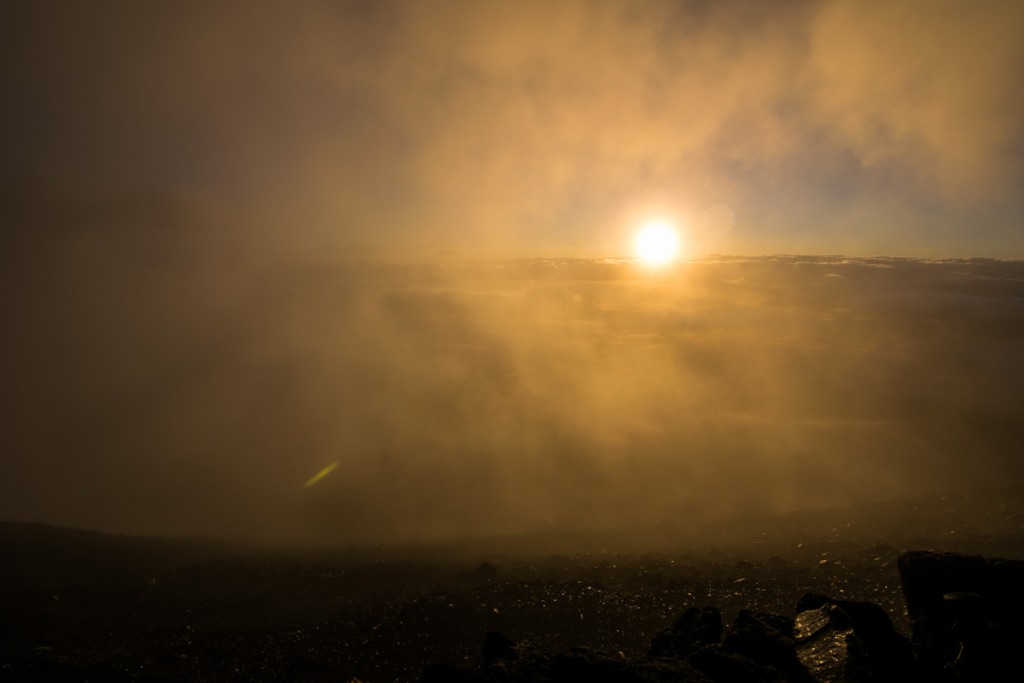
[2,1,1024,543]
[2,0,1023,257]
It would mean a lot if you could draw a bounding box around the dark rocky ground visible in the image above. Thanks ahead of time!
[2,486,1023,681]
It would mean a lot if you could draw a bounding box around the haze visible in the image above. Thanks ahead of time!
[2,1,1023,543]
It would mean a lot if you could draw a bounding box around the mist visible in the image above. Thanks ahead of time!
[3,0,1023,256]
[7,4,1024,681]
[2,0,1024,544]
[4,194,1022,543]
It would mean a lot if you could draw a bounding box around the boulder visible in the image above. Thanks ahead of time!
[649,606,723,658]
[898,550,1024,679]
[722,610,812,682]
[793,594,911,682]
[689,645,790,683]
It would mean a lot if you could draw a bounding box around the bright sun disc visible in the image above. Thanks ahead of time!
[634,221,681,266]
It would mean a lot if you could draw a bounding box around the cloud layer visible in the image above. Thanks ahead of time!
[3,1,1023,541]
[4,235,1023,541]
[2,0,1022,254]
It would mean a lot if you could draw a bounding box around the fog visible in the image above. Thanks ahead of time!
[3,0,1023,255]
[2,0,1023,544]
[4,198,1023,543]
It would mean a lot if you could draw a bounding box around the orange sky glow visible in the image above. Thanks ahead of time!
[2,0,1023,257]
[2,1,1024,542]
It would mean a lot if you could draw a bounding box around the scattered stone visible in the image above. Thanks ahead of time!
[481,631,516,663]
[689,644,789,683]
[649,606,723,658]
[422,661,485,683]
[427,636,712,682]
[419,551,1024,682]
[474,562,499,581]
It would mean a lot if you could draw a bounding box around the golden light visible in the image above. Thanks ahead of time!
[634,220,682,266]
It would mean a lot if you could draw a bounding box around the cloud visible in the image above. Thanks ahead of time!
[3,241,1023,541]
[3,1,1021,254]
[2,2,1023,541]
[808,0,1024,201]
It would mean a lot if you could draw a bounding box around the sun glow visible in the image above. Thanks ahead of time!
[634,220,682,266]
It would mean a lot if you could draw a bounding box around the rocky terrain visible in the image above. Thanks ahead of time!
[2,486,1022,681]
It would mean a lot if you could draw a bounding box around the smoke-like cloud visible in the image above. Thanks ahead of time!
[809,0,1024,200]
[2,1,1023,542]
[4,227,1023,541]
[2,0,1022,253]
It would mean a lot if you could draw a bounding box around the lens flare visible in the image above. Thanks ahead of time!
[303,461,339,488]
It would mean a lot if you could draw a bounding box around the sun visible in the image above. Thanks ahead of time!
[634,220,682,266]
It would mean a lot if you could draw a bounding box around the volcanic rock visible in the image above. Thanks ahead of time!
[793,594,911,681]
[648,606,723,659]
[721,610,811,682]
[898,550,1024,679]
